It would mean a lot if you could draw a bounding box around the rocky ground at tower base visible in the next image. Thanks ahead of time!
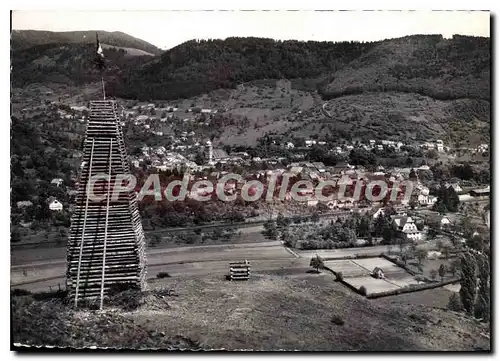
[12,272,490,351]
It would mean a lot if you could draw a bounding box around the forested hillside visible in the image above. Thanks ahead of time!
[12,33,490,103]
[11,42,149,88]
[320,35,490,101]
[108,37,376,100]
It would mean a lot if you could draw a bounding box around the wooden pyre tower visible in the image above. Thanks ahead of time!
[66,100,147,307]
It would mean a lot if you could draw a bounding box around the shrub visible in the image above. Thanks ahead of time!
[336,272,344,282]
[359,286,367,296]
[32,289,68,301]
[310,255,325,272]
[156,272,171,279]
[331,315,345,325]
[11,288,31,297]
[448,293,463,312]
[414,275,427,283]
[430,269,438,281]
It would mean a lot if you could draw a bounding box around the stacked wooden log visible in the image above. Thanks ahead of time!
[229,260,251,281]
[66,100,147,305]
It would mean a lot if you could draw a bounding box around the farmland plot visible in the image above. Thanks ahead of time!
[345,276,401,295]
[326,257,421,296]
[350,258,397,273]
[323,260,369,277]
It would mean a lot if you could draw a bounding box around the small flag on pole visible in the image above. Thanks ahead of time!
[95,33,106,99]
[95,33,105,70]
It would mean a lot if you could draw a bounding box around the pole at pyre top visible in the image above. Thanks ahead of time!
[101,74,106,100]
[96,32,106,100]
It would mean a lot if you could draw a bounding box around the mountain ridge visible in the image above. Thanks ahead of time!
[11,29,162,55]
[11,33,490,103]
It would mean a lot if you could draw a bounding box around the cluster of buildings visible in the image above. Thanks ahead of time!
[273,137,450,155]
[35,101,488,217]
[419,139,448,153]
[374,209,452,242]
[132,146,200,173]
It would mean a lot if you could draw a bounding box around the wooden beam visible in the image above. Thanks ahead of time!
[100,139,113,310]
[74,138,95,307]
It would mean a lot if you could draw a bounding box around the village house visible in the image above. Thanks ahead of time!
[418,164,431,171]
[415,182,430,196]
[418,194,438,207]
[445,182,463,193]
[289,165,304,175]
[372,267,385,279]
[436,139,444,152]
[135,115,149,124]
[334,146,343,154]
[70,105,89,112]
[307,199,319,207]
[392,215,422,241]
[16,200,33,209]
[337,197,355,209]
[50,178,64,187]
[381,140,396,148]
[48,198,63,211]
[312,162,326,173]
[440,215,451,229]
[373,208,385,219]
[305,140,317,148]
[477,143,489,153]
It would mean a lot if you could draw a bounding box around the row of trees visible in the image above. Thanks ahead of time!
[448,250,490,322]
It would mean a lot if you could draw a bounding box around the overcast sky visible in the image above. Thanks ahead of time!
[12,10,490,50]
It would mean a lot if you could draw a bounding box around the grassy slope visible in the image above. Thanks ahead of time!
[12,274,490,351]
[167,81,489,147]
[11,30,162,55]
[289,92,490,146]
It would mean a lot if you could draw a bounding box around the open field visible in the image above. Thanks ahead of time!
[351,258,399,274]
[374,287,457,309]
[345,276,401,294]
[11,239,304,292]
[296,245,389,260]
[323,260,367,277]
[12,273,490,351]
[11,227,267,265]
